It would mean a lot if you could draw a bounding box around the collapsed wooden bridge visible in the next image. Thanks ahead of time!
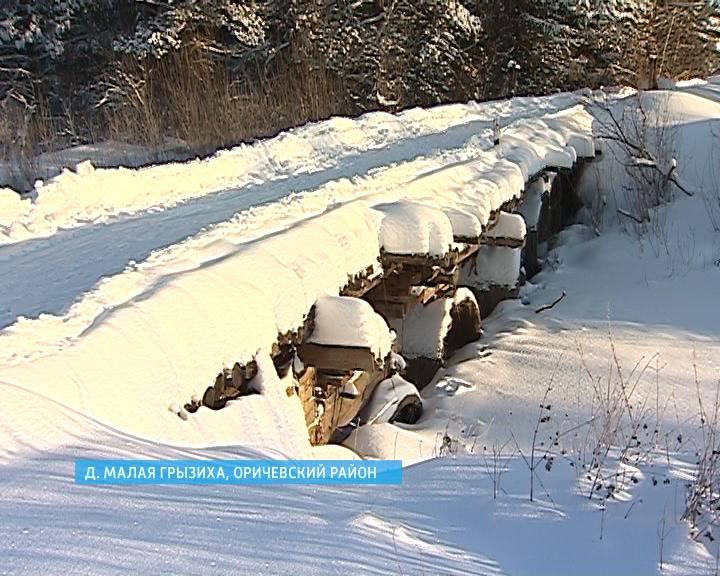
[193,142,599,445]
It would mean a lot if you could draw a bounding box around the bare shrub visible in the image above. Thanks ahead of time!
[575,341,660,502]
[591,92,701,263]
[435,427,460,457]
[481,438,514,499]
[595,93,685,224]
[700,122,720,234]
[682,359,720,543]
[511,354,576,504]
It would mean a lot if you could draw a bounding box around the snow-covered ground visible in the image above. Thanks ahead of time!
[668,74,720,104]
[1,87,720,575]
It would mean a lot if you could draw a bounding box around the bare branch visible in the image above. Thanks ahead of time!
[535,291,567,314]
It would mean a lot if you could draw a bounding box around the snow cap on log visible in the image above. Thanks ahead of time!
[484,211,527,246]
[375,201,454,256]
[442,207,483,240]
[391,288,478,360]
[461,245,522,290]
[305,295,393,361]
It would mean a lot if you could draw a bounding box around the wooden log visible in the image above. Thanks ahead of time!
[468,284,520,319]
[297,365,388,446]
[443,296,482,359]
[390,393,423,424]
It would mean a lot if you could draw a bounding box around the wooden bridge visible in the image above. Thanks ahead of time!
[194,144,599,445]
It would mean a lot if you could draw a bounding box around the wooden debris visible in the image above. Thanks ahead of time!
[200,359,259,410]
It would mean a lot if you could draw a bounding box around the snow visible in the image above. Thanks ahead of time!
[7,87,720,575]
[662,77,708,89]
[0,95,593,246]
[376,201,454,256]
[306,295,393,360]
[344,422,434,464]
[518,175,553,229]
[357,374,421,425]
[461,245,522,289]
[439,207,483,239]
[392,288,478,359]
[485,211,527,241]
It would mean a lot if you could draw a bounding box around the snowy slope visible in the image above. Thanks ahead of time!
[351,89,720,571]
[0,384,713,576]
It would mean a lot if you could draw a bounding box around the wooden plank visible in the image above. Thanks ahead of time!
[453,234,481,244]
[480,236,526,249]
[340,263,399,298]
[366,298,412,321]
[457,243,479,264]
[420,283,455,304]
[428,263,461,287]
[298,342,380,373]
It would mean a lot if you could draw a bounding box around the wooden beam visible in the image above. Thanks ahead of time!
[480,237,526,249]
[298,342,380,373]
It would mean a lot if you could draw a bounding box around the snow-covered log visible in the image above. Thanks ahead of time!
[390,288,480,388]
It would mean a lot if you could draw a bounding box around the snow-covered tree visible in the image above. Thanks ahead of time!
[296,0,483,110]
[0,0,718,150]
[112,0,268,62]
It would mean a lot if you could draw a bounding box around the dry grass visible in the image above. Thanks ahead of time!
[101,47,353,156]
[0,93,62,190]
[1,47,353,191]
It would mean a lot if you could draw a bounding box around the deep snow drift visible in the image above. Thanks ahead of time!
[1,87,720,576]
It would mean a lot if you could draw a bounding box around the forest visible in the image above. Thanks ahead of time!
[1,1,718,158]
